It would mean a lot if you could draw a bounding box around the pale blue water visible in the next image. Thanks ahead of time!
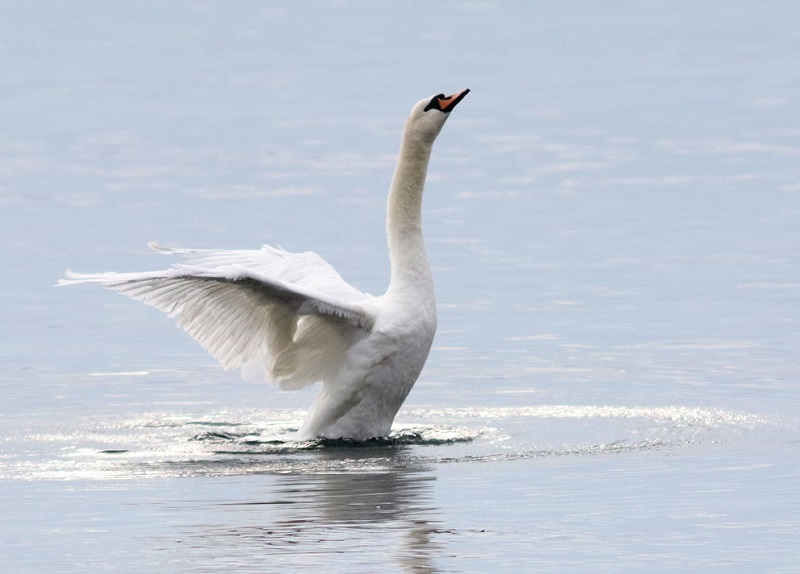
[2,2,799,572]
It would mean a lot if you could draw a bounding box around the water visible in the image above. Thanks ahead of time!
[2,1,799,572]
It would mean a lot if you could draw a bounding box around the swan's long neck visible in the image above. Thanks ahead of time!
[385,128,435,299]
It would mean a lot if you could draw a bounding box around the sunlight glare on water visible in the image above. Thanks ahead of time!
[2,402,783,481]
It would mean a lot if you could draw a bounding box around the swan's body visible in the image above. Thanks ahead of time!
[59,89,469,441]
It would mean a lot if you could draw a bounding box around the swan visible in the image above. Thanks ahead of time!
[58,89,470,441]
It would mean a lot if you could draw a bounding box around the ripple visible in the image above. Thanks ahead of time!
[1,405,787,481]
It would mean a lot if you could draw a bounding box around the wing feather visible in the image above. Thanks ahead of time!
[58,244,380,387]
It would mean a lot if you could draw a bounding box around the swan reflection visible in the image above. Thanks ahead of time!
[198,446,443,573]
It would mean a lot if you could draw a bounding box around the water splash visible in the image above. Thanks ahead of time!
[1,405,786,481]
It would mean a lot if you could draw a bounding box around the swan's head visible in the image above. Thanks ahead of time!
[405,89,470,144]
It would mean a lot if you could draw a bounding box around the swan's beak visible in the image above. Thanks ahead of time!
[426,89,470,113]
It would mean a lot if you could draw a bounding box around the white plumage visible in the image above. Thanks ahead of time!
[59,89,469,440]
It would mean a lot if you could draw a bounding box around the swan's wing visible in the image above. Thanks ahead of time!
[147,242,371,306]
[59,244,380,388]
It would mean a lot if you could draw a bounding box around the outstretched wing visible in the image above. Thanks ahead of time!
[59,243,380,388]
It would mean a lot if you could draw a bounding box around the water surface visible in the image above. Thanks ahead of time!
[2,2,799,572]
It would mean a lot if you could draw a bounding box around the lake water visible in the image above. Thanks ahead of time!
[2,2,799,572]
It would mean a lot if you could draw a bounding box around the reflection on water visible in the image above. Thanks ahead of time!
[3,402,785,573]
[178,448,443,573]
[4,396,789,571]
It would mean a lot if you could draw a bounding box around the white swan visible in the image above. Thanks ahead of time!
[59,89,470,441]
